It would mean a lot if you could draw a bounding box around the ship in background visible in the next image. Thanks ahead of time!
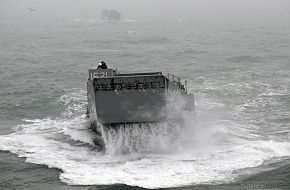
[101,10,122,22]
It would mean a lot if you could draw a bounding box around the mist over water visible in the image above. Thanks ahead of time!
[0,0,290,189]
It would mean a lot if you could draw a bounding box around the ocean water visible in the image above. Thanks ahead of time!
[0,15,290,190]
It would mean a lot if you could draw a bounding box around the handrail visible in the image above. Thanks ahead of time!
[118,72,162,76]
[166,73,187,92]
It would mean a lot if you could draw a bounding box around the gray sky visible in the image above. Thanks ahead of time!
[1,0,289,22]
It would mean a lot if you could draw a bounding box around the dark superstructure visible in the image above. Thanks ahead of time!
[87,68,195,147]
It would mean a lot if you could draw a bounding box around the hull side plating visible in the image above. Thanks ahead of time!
[86,69,195,148]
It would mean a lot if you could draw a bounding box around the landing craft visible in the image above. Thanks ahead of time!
[87,65,195,149]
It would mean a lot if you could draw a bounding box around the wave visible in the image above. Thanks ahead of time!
[227,55,263,63]
[0,88,290,188]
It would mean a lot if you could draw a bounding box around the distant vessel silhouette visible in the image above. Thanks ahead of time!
[101,10,122,22]
[28,8,36,12]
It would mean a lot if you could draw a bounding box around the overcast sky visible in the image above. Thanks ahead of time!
[1,0,290,22]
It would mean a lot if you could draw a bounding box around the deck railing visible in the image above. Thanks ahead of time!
[166,73,187,92]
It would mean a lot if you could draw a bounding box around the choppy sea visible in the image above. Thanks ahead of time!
[0,14,290,190]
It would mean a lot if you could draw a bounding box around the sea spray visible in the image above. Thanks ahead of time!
[100,122,180,155]
[96,90,195,155]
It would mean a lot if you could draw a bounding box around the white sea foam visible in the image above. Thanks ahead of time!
[0,89,290,189]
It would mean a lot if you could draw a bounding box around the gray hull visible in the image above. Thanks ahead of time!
[86,69,194,145]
